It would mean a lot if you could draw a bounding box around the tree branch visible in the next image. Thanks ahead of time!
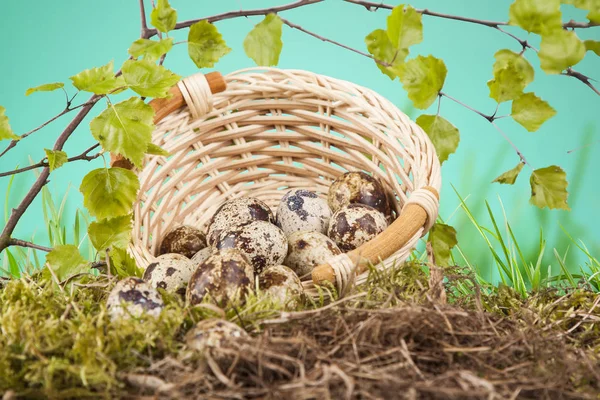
[144,0,324,38]
[280,18,390,67]
[564,68,600,96]
[139,0,150,38]
[8,239,53,253]
[0,143,102,178]
[0,95,101,254]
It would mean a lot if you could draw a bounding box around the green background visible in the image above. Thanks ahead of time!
[0,0,598,282]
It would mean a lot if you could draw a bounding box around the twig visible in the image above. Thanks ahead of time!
[0,95,102,254]
[439,92,494,121]
[0,143,102,178]
[491,122,531,167]
[144,0,323,38]
[345,0,599,95]
[281,18,390,67]
[8,239,53,252]
[139,0,151,38]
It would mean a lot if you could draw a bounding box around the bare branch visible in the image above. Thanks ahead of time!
[491,122,531,167]
[564,68,600,96]
[280,18,390,67]
[8,239,53,253]
[139,0,151,38]
[145,0,324,38]
[439,92,494,122]
[0,143,102,178]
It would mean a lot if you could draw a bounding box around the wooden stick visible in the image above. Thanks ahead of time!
[110,72,226,169]
[312,186,439,286]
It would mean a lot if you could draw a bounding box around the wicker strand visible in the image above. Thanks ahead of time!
[328,253,356,295]
[177,73,213,119]
[405,188,439,233]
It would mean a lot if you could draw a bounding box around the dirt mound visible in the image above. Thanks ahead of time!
[127,301,600,399]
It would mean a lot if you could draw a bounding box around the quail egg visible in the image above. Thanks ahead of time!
[191,246,214,266]
[185,318,248,353]
[206,197,275,246]
[328,171,391,217]
[328,203,388,252]
[276,189,332,236]
[142,253,195,295]
[259,264,305,309]
[186,249,254,307]
[159,225,206,258]
[284,231,342,277]
[216,220,288,274]
[106,277,164,320]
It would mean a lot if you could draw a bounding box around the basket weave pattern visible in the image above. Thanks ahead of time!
[129,68,442,295]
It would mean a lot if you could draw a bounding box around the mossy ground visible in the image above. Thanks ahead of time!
[0,263,598,399]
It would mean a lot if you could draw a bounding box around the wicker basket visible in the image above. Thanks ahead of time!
[113,68,441,298]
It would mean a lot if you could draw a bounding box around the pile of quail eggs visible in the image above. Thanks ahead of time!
[107,171,392,323]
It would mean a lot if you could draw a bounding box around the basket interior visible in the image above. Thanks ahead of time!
[130,69,439,268]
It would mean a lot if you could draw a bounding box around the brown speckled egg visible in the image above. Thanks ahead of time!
[186,249,254,307]
[216,220,288,274]
[191,247,214,266]
[259,265,305,310]
[159,225,206,258]
[328,171,391,217]
[328,204,388,252]
[206,197,275,247]
[106,277,164,320]
[185,318,248,352]
[276,189,331,236]
[284,231,342,277]
[142,253,195,295]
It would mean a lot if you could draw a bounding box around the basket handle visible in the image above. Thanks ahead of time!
[110,71,227,169]
[312,186,439,290]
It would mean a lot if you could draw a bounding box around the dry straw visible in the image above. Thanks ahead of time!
[117,68,442,299]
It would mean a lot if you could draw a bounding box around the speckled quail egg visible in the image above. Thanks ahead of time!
[191,246,214,266]
[284,231,342,277]
[106,277,164,320]
[206,197,275,247]
[185,318,248,353]
[142,253,195,296]
[159,225,207,258]
[328,203,388,252]
[186,249,255,307]
[216,220,288,274]
[276,189,332,236]
[259,265,305,310]
[328,171,391,218]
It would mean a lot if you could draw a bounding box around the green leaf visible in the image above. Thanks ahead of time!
[110,247,142,278]
[79,167,140,220]
[365,29,407,79]
[243,14,284,66]
[150,0,177,33]
[530,166,569,210]
[398,55,447,109]
[428,223,458,267]
[539,30,586,74]
[122,59,180,98]
[487,50,534,103]
[511,92,556,132]
[45,245,89,281]
[386,4,423,50]
[0,106,20,141]
[70,61,122,95]
[493,162,525,185]
[88,214,132,251]
[25,82,64,96]
[584,40,600,56]
[509,0,562,34]
[44,149,68,171]
[146,142,170,156]
[492,49,534,86]
[90,97,154,168]
[129,38,174,61]
[188,21,231,68]
[416,114,459,164]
